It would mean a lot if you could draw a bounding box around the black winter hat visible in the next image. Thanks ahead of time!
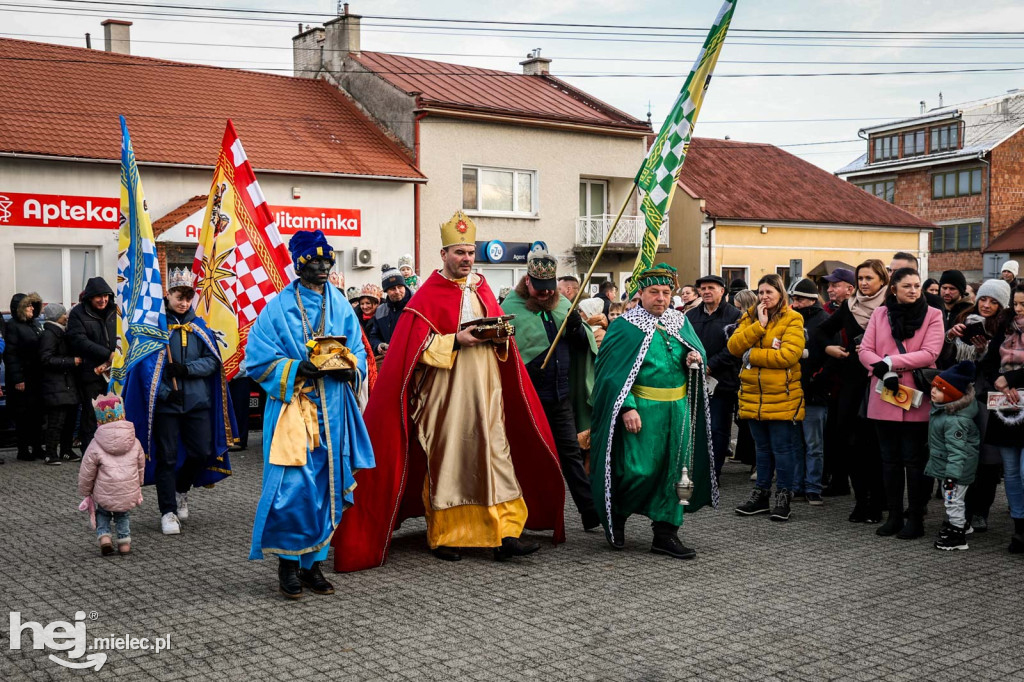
[939,269,967,295]
[381,264,405,291]
[729,279,748,292]
[789,278,820,300]
[933,360,975,400]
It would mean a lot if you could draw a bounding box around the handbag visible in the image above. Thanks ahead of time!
[892,336,939,392]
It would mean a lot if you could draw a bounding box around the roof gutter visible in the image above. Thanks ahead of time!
[839,152,988,180]
[416,106,651,138]
[0,151,427,183]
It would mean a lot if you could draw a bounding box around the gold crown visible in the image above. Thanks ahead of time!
[440,210,476,248]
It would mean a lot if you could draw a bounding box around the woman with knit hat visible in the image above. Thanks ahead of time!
[859,267,944,540]
[38,303,82,465]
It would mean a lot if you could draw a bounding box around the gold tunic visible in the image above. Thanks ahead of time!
[408,273,527,548]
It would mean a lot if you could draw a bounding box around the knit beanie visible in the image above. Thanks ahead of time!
[1001,260,1019,278]
[381,264,405,291]
[789,278,820,300]
[939,269,967,295]
[932,360,975,401]
[42,302,67,322]
[975,279,1011,309]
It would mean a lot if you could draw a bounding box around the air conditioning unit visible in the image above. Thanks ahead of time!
[352,247,377,269]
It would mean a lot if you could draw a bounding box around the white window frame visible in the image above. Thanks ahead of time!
[579,179,608,218]
[463,165,539,218]
[14,244,100,308]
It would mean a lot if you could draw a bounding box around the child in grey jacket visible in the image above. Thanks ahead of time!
[926,361,980,551]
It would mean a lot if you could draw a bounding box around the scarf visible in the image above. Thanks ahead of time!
[885,294,928,341]
[1000,315,1024,372]
[848,286,886,330]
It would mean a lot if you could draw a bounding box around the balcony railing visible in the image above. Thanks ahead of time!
[575,214,670,248]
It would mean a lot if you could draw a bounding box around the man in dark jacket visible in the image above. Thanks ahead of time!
[66,277,116,449]
[789,279,832,504]
[4,292,44,460]
[938,269,973,330]
[39,303,82,465]
[686,275,741,480]
[368,264,411,357]
[596,280,618,317]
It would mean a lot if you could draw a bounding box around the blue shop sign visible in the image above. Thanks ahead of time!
[475,240,535,264]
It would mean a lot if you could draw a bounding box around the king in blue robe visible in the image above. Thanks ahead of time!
[247,229,374,599]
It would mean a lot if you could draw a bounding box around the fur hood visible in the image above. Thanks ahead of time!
[938,384,977,415]
[10,292,42,322]
[513,277,558,313]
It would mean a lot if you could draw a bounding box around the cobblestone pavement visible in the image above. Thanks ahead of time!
[2,437,1023,681]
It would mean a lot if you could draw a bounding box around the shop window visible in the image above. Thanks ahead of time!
[14,246,98,308]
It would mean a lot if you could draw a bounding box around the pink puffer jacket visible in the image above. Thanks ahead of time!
[77,420,145,512]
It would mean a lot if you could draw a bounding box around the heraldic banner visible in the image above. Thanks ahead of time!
[192,119,295,380]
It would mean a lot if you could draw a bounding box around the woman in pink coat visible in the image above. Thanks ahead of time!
[859,267,944,540]
[77,394,146,555]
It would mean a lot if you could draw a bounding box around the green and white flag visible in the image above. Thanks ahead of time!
[628,0,736,294]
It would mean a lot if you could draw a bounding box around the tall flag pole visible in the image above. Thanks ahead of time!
[628,0,736,295]
[110,115,169,394]
[192,120,295,381]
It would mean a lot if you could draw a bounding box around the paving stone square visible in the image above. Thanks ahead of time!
[2,437,1023,681]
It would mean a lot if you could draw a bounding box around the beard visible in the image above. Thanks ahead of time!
[515,277,559,312]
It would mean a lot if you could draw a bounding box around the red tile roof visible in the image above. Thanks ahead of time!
[986,217,1024,253]
[678,138,934,229]
[0,38,423,180]
[349,51,650,133]
[152,195,208,238]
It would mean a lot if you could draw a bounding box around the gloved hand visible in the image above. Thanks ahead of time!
[566,308,583,333]
[943,477,958,492]
[883,373,900,393]
[165,362,188,379]
[871,360,889,380]
[296,360,323,378]
[168,388,184,406]
[327,368,357,385]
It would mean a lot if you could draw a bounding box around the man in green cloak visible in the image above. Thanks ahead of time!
[590,263,718,559]
[501,249,600,530]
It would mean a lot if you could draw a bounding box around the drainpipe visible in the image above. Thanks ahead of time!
[978,150,991,255]
[705,215,717,276]
[414,105,428,273]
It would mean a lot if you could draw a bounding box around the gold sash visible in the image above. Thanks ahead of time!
[269,383,320,467]
[630,384,686,401]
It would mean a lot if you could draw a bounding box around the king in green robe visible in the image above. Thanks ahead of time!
[590,265,717,559]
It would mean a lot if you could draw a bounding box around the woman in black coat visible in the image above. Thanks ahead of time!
[4,292,44,460]
[39,303,82,465]
[66,277,116,450]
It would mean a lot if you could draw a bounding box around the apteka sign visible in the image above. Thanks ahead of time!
[0,192,119,229]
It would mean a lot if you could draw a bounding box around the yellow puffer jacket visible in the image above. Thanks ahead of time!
[727,305,805,421]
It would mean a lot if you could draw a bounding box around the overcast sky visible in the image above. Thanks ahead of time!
[5,0,1024,171]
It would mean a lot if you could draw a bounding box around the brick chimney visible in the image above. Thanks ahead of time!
[101,19,131,55]
[292,24,325,78]
[323,5,361,72]
[520,48,551,76]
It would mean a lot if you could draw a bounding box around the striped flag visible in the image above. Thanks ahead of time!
[192,120,294,380]
[628,0,736,294]
[110,115,169,394]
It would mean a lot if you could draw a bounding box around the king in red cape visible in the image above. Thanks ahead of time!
[333,211,565,569]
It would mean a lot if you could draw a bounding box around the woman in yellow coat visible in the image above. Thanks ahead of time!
[727,274,805,521]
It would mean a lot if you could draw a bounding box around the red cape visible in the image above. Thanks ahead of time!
[333,270,564,571]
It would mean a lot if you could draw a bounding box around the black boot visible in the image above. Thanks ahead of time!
[848,502,868,523]
[605,514,626,550]
[582,509,601,532]
[650,522,696,560]
[277,558,303,600]
[735,487,771,516]
[876,510,904,536]
[769,490,792,522]
[494,536,540,562]
[297,561,335,595]
[431,546,462,562]
[1010,518,1024,554]
[897,515,925,540]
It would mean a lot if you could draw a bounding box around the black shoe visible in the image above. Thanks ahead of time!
[582,510,601,532]
[16,450,36,462]
[431,546,462,562]
[297,561,335,595]
[651,534,696,560]
[876,513,904,536]
[791,491,807,503]
[735,487,771,516]
[42,456,62,466]
[494,536,540,562]
[863,507,884,524]
[806,493,823,506]
[769,490,792,522]
[934,524,968,551]
[277,558,303,600]
[897,516,925,540]
[970,515,988,533]
[1011,520,1024,554]
[61,452,83,463]
[606,515,626,550]
[821,484,850,497]
[848,503,868,523]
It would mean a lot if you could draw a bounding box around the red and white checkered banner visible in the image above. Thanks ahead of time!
[192,120,295,380]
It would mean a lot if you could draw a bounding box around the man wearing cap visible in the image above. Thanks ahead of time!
[369,263,412,358]
[590,264,716,559]
[1001,260,1020,287]
[788,279,831,504]
[822,268,856,314]
[685,274,741,480]
[246,229,374,599]
[501,250,600,530]
[122,267,235,537]
[939,270,973,331]
[333,211,564,568]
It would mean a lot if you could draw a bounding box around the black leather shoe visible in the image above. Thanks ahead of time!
[605,515,626,550]
[651,534,696,560]
[876,513,904,537]
[896,516,925,540]
[582,510,601,532]
[277,558,303,600]
[493,536,540,562]
[297,561,335,595]
[431,546,462,562]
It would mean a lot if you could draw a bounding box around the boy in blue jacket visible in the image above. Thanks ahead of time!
[926,361,980,551]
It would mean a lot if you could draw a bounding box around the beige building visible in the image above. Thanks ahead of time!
[292,9,656,293]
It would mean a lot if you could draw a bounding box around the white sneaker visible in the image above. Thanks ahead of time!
[176,492,189,521]
[161,512,181,535]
